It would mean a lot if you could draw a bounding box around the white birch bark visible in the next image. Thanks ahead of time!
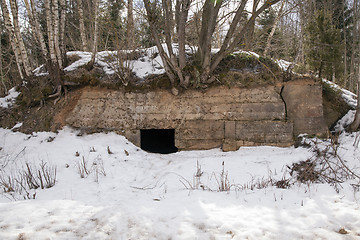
[90,0,99,65]
[127,0,134,49]
[52,0,62,68]
[24,0,49,60]
[45,0,57,66]
[77,0,88,51]
[59,0,66,58]
[9,0,32,77]
[264,0,285,56]
[0,0,24,79]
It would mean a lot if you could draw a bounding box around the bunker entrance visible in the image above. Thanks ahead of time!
[140,129,178,154]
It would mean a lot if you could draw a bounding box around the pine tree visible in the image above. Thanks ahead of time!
[304,10,343,81]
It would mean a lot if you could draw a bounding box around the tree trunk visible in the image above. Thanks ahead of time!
[264,0,285,56]
[45,0,62,86]
[46,0,57,66]
[90,0,99,66]
[52,0,62,68]
[77,0,88,51]
[349,71,360,131]
[0,0,24,79]
[59,0,66,62]
[198,0,223,77]
[0,28,4,94]
[127,0,134,49]
[244,0,260,51]
[350,0,360,132]
[202,0,280,82]
[143,0,178,85]
[177,0,190,70]
[343,1,348,89]
[9,0,32,77]
[25,0,49,61]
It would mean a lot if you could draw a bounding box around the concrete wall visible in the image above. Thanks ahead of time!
[65,79,328,151]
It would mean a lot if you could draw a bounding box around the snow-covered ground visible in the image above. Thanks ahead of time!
[0,87,20,108]
[2,48,360,239]
[0,126,360,239]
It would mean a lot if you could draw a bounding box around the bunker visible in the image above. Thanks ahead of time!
[65,78,328,152]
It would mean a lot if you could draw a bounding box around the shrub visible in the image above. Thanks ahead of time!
[0,161,57,200]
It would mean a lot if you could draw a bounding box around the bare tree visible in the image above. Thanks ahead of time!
[244,0,260,51]
[127,0,135,49]
[77,0,88,51]
[143,0,191,86]
[143,0,280,87]
[59,0,66,60]
[9,0,32,76]
[264,0,285,56]
[350,0,360,132]
[24,0,48,60]
[89,0,99,67]
[0,0,32,79]
[44,0,65,96]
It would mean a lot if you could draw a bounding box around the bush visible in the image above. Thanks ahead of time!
[0,161,57,200]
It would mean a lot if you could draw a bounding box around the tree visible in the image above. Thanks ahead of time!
[0,0,32,79]
[350,0,360,131]
[304,10,343,81]
[143,0,281,88]
[89,0,99,67]
[263,0,285,56]
[127,0,134,49]
[77,0,88,51]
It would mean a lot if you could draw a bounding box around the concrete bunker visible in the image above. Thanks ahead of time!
[140,129,178,154]
[65,78,328,152]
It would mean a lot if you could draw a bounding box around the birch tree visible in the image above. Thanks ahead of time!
[23,0,48,60]
[9,0,32,76]
[350,0,360,132]
[127,0,134,49]
[350,69,360,131]
[59,0,66,59]
[89,0,99,67]
[77,0,88,51]
[0,0,32,79]
[264,0,285,56]
[44,0,66,96]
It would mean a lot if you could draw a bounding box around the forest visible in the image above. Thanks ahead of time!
[0,0,360,129]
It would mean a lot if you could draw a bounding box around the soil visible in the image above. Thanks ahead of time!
[0,88,83,134]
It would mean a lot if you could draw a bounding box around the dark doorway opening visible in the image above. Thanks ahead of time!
[141,129,178,154]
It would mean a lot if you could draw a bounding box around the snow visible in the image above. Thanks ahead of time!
[64,51,93,72]
[233,50,260,59]
[64,45,198,79]
[323,79,358,109]
[0,87,20,108]
[64,48,165,79]
[3,47,360,239]
[0,127,360,239]
[275,59,292,71]
[32,64,49,77]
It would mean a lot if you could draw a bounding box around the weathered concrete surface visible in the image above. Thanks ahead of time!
[282,79,328,137]
[65,80,327,151]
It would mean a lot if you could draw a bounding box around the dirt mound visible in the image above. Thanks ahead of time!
[0,88,82,133]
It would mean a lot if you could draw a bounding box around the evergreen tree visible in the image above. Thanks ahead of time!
[304,10,343,81]
[255,7,285,58]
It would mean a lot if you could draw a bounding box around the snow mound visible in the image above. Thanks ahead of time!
[0,87,20,108]
[63,45,197,79]
[323,79,357,109]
